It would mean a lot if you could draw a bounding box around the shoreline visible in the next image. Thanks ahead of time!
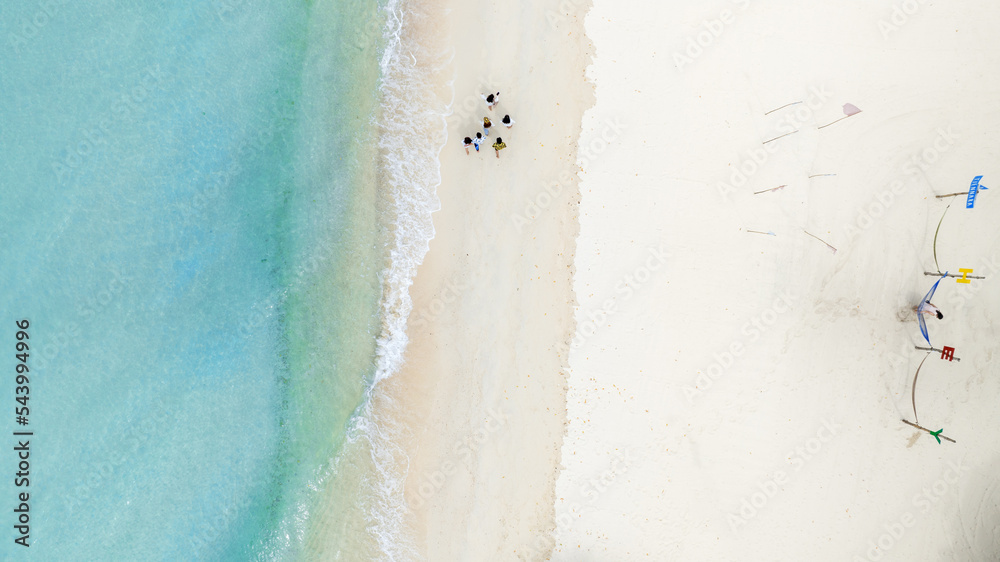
[375,0,594,558]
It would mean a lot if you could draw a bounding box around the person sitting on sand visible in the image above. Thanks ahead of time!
[483,116,492,137]
[492,137,506,159]
[472,132,484,152]
[501,114,514,129]
[916,301,944,319]
[482,91,500,111]
[463,136,473,155]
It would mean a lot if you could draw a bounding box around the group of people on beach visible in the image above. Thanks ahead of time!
[462,91,514,159]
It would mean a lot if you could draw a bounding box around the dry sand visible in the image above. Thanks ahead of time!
[374,0,1000,560]
[554,1,1000,560]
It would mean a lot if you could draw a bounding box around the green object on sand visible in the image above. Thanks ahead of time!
[901,419,956,444]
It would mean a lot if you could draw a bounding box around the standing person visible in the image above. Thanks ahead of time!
[501,114,514,129]
[482,91,500,111]
[483,116,492,137]
[462,136,473,155]
[472,132,484,152]
[492,137,506,159]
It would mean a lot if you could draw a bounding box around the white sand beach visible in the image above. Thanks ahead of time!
[555,0,1000,560]
[379,0,1000,560]
[378,0,592,559]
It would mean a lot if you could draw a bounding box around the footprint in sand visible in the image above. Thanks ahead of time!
[895,306,916,322]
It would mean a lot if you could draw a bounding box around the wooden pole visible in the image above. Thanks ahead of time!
[901,419,956,443]
[803,230,837,254]
[914,346,961,362]
[762,130,797,144]
[923,271,986,279]
[753,185,786,195]
[911,353,930,423]
[817,113,861,129]
[764,101,802,115]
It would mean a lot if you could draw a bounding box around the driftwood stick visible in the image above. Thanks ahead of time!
[901,419,956,444]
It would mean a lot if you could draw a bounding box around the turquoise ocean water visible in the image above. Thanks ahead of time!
[1,0,445,559]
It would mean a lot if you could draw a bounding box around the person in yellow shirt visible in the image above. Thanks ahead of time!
[492,137,507,159]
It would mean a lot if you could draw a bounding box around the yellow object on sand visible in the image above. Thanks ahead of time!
[492,140,506,151]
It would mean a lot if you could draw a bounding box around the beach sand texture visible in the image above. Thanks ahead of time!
[381,0,1000,560]
[375,0,592,559]
[555,1,1000,560]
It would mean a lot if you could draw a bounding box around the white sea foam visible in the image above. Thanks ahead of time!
[371,0,449,387]
[279,1,452,557]
[354,0,453,559]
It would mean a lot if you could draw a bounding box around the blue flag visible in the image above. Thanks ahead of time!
[967,175,984,209]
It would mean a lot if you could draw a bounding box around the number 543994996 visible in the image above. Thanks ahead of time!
[15,319,30,421]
